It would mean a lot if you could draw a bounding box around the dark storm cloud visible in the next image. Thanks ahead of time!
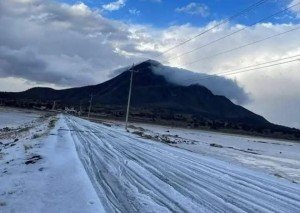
[0,46,94,86]
[0,0,146,87]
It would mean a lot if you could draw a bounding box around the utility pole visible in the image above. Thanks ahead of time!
[125,64,135,131]
[88,93,93,118]
[79,100,82,117]
[52,101,56,111]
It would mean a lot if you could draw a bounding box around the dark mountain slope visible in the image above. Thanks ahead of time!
[1,60,299,139]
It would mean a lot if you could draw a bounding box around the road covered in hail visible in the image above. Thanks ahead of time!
[64,116,300,213]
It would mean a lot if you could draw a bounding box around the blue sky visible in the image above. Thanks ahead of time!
[58,0,298,27]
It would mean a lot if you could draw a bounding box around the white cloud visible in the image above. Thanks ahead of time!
[152,63,249,104]
[129,9,140,16]
[289,0,300,17]
[175,2,209,17]
[102,0,126,11]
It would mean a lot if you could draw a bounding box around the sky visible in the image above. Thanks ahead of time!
[58,0,297,27]
[0,0,300,128]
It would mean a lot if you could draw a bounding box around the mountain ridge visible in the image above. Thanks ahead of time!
[1,60,299,140]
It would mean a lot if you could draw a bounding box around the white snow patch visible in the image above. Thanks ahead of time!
[0,110,105,212]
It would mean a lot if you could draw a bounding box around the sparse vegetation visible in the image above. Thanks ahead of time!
[128,125,145,132]
[32,134,41,139]
[23,144,33,152]
[25,155,42,165]
[210,143,223,148]
[0,201,7,206]
[132,131,144,137]
[274,173,284,178]
[2,127,10,132]
[48,117,58,128]
[160,135,173,144]
[18,126,31,133]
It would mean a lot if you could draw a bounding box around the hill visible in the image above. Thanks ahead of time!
[1,60,299,140]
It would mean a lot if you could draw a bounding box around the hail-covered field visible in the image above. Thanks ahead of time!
[124,122,300,184]
[1,108,300,212]
[0,107,41,129]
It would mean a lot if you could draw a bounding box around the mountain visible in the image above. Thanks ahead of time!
[1,60,299,140]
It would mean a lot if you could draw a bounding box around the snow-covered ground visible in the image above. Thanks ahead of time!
[0,111,104,212]
[1,109,300,212]
[0,107,42,129]
[66,116,300,212]
[123,122,300,184]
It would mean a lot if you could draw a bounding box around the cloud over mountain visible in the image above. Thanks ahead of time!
[150,62,249,104]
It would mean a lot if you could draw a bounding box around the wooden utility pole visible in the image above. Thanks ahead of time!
[88,94,93,118]
[79,100,82,116]
[52,101,56,111]
[125,64,135,131]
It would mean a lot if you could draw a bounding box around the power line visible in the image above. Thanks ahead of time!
[154,0,269,57]
[199,54,300,78]
[180,25,300,67]
[122,1,298,109]
[176,54,300,83]
[88,93,93,118]
[188,58,300,82]
[133,55,300,89]
[163,2,300,63]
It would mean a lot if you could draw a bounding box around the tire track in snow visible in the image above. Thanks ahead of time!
[90,127,299,212]
[64,116,300,213]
